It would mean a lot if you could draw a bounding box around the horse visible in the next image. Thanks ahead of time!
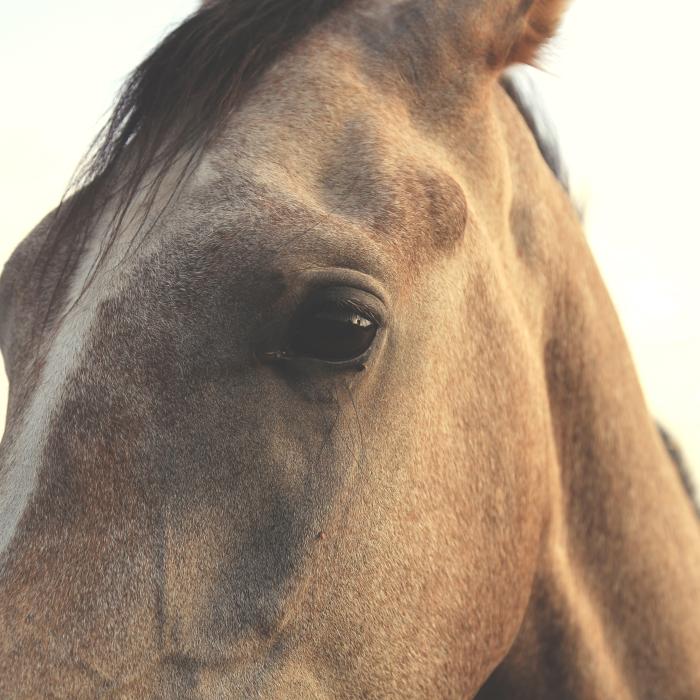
[1,0,699,697]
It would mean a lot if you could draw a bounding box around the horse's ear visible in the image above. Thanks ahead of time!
[505,0,570,66]
[360,0,570,89]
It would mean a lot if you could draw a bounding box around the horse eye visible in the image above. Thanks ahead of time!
[289,304,378,362]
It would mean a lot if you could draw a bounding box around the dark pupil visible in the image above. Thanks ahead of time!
[290,307,377,362]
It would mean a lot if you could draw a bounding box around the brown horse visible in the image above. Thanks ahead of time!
[1,1,699,697]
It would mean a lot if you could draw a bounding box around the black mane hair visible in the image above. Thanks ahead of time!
[38,0,347,325]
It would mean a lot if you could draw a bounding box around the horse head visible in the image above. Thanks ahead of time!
[1,1,698,697]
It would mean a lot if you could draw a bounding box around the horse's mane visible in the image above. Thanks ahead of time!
[38,0,348,323]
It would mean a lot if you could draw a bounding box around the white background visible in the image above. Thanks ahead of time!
[1,1,698,478]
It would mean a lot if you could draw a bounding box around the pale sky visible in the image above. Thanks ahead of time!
[1,1,698,476]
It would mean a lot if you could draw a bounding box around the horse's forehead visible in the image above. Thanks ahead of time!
[193,74,469,263]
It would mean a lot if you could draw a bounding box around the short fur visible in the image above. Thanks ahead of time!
[1,1,699,698]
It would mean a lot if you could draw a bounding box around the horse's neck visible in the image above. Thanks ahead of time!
[479,144,700,697]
